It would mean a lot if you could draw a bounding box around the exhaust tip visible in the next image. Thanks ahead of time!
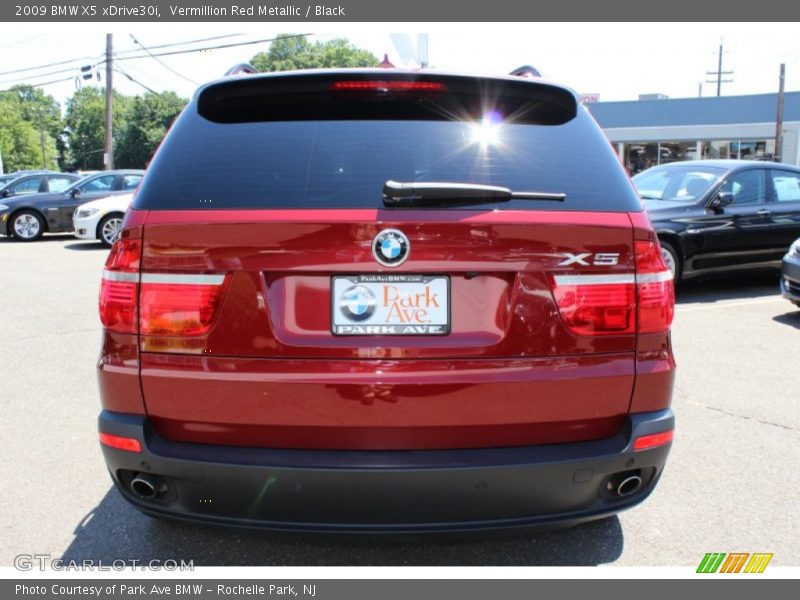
[616,475,642,497]
[130,473,158,499]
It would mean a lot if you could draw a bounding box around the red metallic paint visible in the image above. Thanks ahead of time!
[141,353,633,450]
[97,331,145,415]
[97,208,676,450]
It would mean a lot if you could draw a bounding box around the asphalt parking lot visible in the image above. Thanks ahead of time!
[1,234,798,567]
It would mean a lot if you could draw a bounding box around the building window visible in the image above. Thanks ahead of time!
[702,140,776,161]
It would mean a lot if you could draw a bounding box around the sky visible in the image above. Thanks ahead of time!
[1,22,799,110]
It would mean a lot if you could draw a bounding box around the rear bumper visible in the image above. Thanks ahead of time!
[781,252,800,303]
[99,408,674,533]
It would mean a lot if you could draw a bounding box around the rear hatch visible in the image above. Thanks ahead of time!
[121,71,662,450]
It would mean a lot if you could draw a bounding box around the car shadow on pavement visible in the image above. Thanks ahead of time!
[60,488,624,566]
[675,271,780,304]
[772,310,800,329]
[1,234,74,243]
[64,242,107,251]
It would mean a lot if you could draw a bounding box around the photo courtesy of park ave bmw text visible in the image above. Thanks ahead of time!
[0,0,798,594]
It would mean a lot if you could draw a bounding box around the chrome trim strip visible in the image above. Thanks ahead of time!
[140,273,225,285]
[101,270,138,283]
[553,274,636,286]
[636,271,674,284]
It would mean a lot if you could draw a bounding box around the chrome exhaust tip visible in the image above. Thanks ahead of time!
[616,475,643,497]
[130,473,158,499]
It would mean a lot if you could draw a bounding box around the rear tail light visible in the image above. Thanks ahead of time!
[633,429,674,451]
[635,240,675,333]
[550,240,674,336]
[140,274,229,336]
[99,239,141,334]
[99,432,142,453]
[550,275,636,335]
[99,238,229,339]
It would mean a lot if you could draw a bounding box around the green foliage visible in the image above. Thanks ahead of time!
[0,36,370,174]
[63,87,106,170]
[62,87,142,170]
[115,91,187,168]
[250,34,379,72]
[0,85,61,171]
[0,98,43,171]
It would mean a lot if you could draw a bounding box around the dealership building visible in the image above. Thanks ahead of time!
[585,91,800,173]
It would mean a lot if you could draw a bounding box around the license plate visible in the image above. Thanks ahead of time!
[331,274,450,335]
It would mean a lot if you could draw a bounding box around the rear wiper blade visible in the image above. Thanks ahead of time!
[382,180,566,207]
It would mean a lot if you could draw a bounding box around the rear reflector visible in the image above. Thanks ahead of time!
[633,429,674,451]
[99,432,142,453]
[330,80,447,92]
[550,240,674,336]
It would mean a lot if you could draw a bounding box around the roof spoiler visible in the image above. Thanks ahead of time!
[509,65,542,78]
[225,63,258,77]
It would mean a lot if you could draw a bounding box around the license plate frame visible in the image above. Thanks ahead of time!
[331,274,451,336]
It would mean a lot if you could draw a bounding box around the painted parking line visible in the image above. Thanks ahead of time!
[676,296,786,312]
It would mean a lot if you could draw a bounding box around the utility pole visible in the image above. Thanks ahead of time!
[104,33,114,170]
[775,63,786,162]
[706,41,733,97]
[37,108,46,169]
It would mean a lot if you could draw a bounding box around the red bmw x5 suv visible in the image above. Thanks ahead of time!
[97,70,676,532]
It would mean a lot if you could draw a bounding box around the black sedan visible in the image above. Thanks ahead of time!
[0,170,143,241]
[0,171,80,200]
[632,160,800,281]
[781,238,800,308]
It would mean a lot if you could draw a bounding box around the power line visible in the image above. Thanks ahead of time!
[114,33,245,56]
[0,63,101,86]
[114,65,160,95]
[1,33,313,93]
[0,76,75,93]
[0,34,45,50]
[129,34,198,85]
[115,60,171,90]
[113,33,312,63]
[0,54,102,77]
[0,33,246,78]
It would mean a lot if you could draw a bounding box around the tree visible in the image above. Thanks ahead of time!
[115,91,187,168]
[63,87,131,171]
[63,87,105,171]
[250,35,378,72]
[0,85,62,170]
[0,97,44,172]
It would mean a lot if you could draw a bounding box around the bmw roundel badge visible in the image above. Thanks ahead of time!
[372,229,410,267]
[338,285,377,322]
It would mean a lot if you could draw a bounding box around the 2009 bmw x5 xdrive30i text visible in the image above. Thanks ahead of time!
[97,70,676,532]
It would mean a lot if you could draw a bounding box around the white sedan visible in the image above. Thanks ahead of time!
[73,192,134,247]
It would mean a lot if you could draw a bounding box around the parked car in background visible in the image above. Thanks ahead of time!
[0,169,143,241]
[632,160,800,281]
[74,192,134,247]
[781,238,800,308]
[0,171,79,201]
[97,70,676,532]
[0,174,19,187]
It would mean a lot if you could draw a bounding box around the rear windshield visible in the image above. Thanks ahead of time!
[133,74,641,212]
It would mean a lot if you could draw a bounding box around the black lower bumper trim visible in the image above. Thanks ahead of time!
[99,409,673,533]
